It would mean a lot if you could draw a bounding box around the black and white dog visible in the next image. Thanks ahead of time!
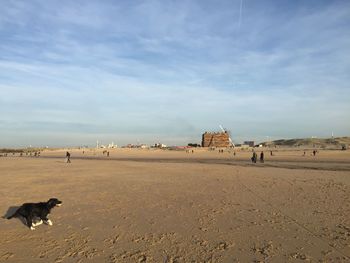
[7,198,62,230]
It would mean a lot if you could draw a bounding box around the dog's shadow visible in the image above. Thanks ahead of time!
[2,206,27,226]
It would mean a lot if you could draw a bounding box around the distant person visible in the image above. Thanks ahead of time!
[66,151,71,163]
[303,151,306,156]
[251,152,257,163]
[260,151,264,163]
[270,150,273,156]
[107,151,110,157]
[233,151,236,156]
[313,150,316,156]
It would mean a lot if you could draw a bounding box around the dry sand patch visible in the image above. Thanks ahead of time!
[0,152,349,262]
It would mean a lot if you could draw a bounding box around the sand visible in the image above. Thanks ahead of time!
[1,148,350,262]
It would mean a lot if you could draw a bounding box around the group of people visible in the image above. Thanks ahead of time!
[66,150,113,163]
[251,151,264,163]
[1,152,41,157]
[102,150,110,157]
[302,150,318,156]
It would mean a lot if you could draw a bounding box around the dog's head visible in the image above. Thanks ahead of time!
[47,198,62,208]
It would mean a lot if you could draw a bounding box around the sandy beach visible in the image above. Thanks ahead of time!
[1,148,350,262]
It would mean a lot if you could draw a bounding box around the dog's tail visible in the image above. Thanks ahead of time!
[6,210,18,220]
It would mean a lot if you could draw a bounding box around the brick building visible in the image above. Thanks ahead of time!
[202,131,230,147]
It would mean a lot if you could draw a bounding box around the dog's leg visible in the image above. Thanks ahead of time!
[26,216,35,230]
[33,219,43,227]
[43,217,53,226]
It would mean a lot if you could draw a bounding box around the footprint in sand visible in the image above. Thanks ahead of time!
[216,241,235,251]
[253,241,276,258]
[0,252,14,261]
[138,255,147,262]
[104,235,120,247]
[110,250,150,262]
[289,252,312,261]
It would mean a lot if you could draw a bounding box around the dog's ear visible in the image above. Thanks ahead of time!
[47,198,55,207]
[47,198,59,207]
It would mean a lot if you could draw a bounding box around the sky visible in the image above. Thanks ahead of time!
[0,0,349,147]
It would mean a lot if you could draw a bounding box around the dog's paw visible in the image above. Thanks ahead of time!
[45,219,53,226]
[33,220,43,227]
[30,226,35,230]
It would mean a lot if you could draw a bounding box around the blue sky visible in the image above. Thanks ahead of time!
[0,0,349,147]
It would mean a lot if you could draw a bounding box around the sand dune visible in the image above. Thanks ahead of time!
[1,149,350,262]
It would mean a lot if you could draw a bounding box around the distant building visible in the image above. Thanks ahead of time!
[244,141,255,147]
[202,132,230,147]
[108,142,117,148]
[154,143,167,148]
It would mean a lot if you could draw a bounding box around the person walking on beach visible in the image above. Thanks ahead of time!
[66,151,71,163]
[251,152,257,163]
[260,151,264,163]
